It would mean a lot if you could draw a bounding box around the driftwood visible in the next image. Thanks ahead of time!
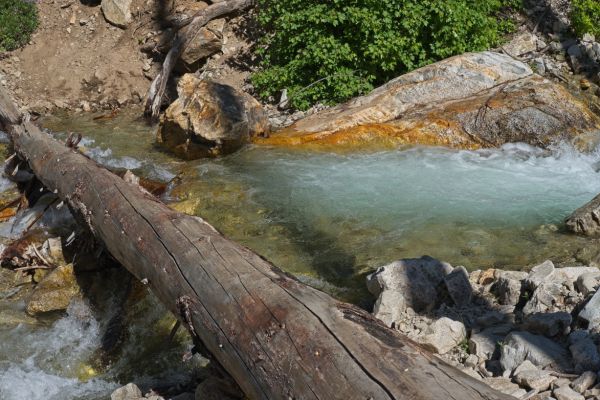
[0,88,512,399]
[144,0,254,120]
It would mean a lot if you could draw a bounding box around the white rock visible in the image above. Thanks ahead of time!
[101,0,132,28]
[111,383,142,400]
[571,371,596,393]
[418,317,466,355]
[554,385,584,400]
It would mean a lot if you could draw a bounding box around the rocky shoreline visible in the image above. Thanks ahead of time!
[367,256,600,400]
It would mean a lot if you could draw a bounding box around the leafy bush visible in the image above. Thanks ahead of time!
[0,0,38,52]
[571,0,600,38]
[252,0,520,110]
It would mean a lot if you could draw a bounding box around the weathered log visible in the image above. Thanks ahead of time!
[0,88,511,399]
[145,0,254,120]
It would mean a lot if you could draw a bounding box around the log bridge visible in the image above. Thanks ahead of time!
[0,87,511,399]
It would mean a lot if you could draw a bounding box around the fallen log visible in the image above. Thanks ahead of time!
[145,0,254,120]
[0,89,511,399]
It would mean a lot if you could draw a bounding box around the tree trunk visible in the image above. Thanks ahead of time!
[0,89,512,400]
[144,0,255,120]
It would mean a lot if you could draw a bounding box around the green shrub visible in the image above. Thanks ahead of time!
[252,0,521,110]
[0,0,38,53]
[571,0,600,38]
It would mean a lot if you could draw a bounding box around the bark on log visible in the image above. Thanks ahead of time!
[0,89,512,400]
[144,0,254,120]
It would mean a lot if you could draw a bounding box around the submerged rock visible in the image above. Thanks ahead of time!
[26,264,80,315]
[101,0,132,28]
[256,51,600,151]
[158,74,269,159]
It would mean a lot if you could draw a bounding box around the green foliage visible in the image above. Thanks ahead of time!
[571,0,600,38]
[0,0,38,53]
[252,0,521,110]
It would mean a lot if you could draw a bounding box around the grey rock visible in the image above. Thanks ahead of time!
[111,383,142,400]
[571,371,596,393]
[101,0,132,28]
[523,281,564,315]
[522,312,572,337]
[444,266,473,306]
[492,276,522,306]
[582,33,596,43]
[566,194,600,236]
[567,44,583,58]
[499,331,570,373]
[418,317,466,355]
[578,289,600,329]
[515,369,556,391]
[526,260,555,289]
[476,311,507,328]
[469,324,513,359]
[367,256,452,326]
[554,385,584,400]
[576,272,600,296]
[569,337,600,372]
[513,360,538,377]
[195,376,242,400]
[504,32,538,56]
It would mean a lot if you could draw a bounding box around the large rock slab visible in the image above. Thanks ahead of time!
[566,194,600,236]
[101,0,132,28]
[366,256,452,326]
[499,331,571,373]
[158,75,269,159]
[256,52,600,151]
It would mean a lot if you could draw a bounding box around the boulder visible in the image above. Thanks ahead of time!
[180,19,225,69]
[522,281,565,315]
[418,317,466,354]
[256,52,600,151]
[101,0,132,28]
[111,383,142,400]
[366,256,452,326]
[521,312,572,337]
[158,75,269,160]
[499,331,570,373]
[444,266,473,306]
[484,377,528,398]
[566,194,600,236]
[576,272,600,296]
[26,264,80,315]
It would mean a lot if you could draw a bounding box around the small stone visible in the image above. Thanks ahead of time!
[582,33,595,43]
[580,79,591,90]
[513,360,538,377]
[418,317,466,355]
[553,385,584,400]
[101,0,132,28]
[571,371,596,393]
[464,354,479,369]
[484,377,528,398]
[515,369,556,391]
[111,383,142,400]
[492,276,522,305]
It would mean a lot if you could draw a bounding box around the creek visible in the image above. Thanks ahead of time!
[0,110,598,399]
